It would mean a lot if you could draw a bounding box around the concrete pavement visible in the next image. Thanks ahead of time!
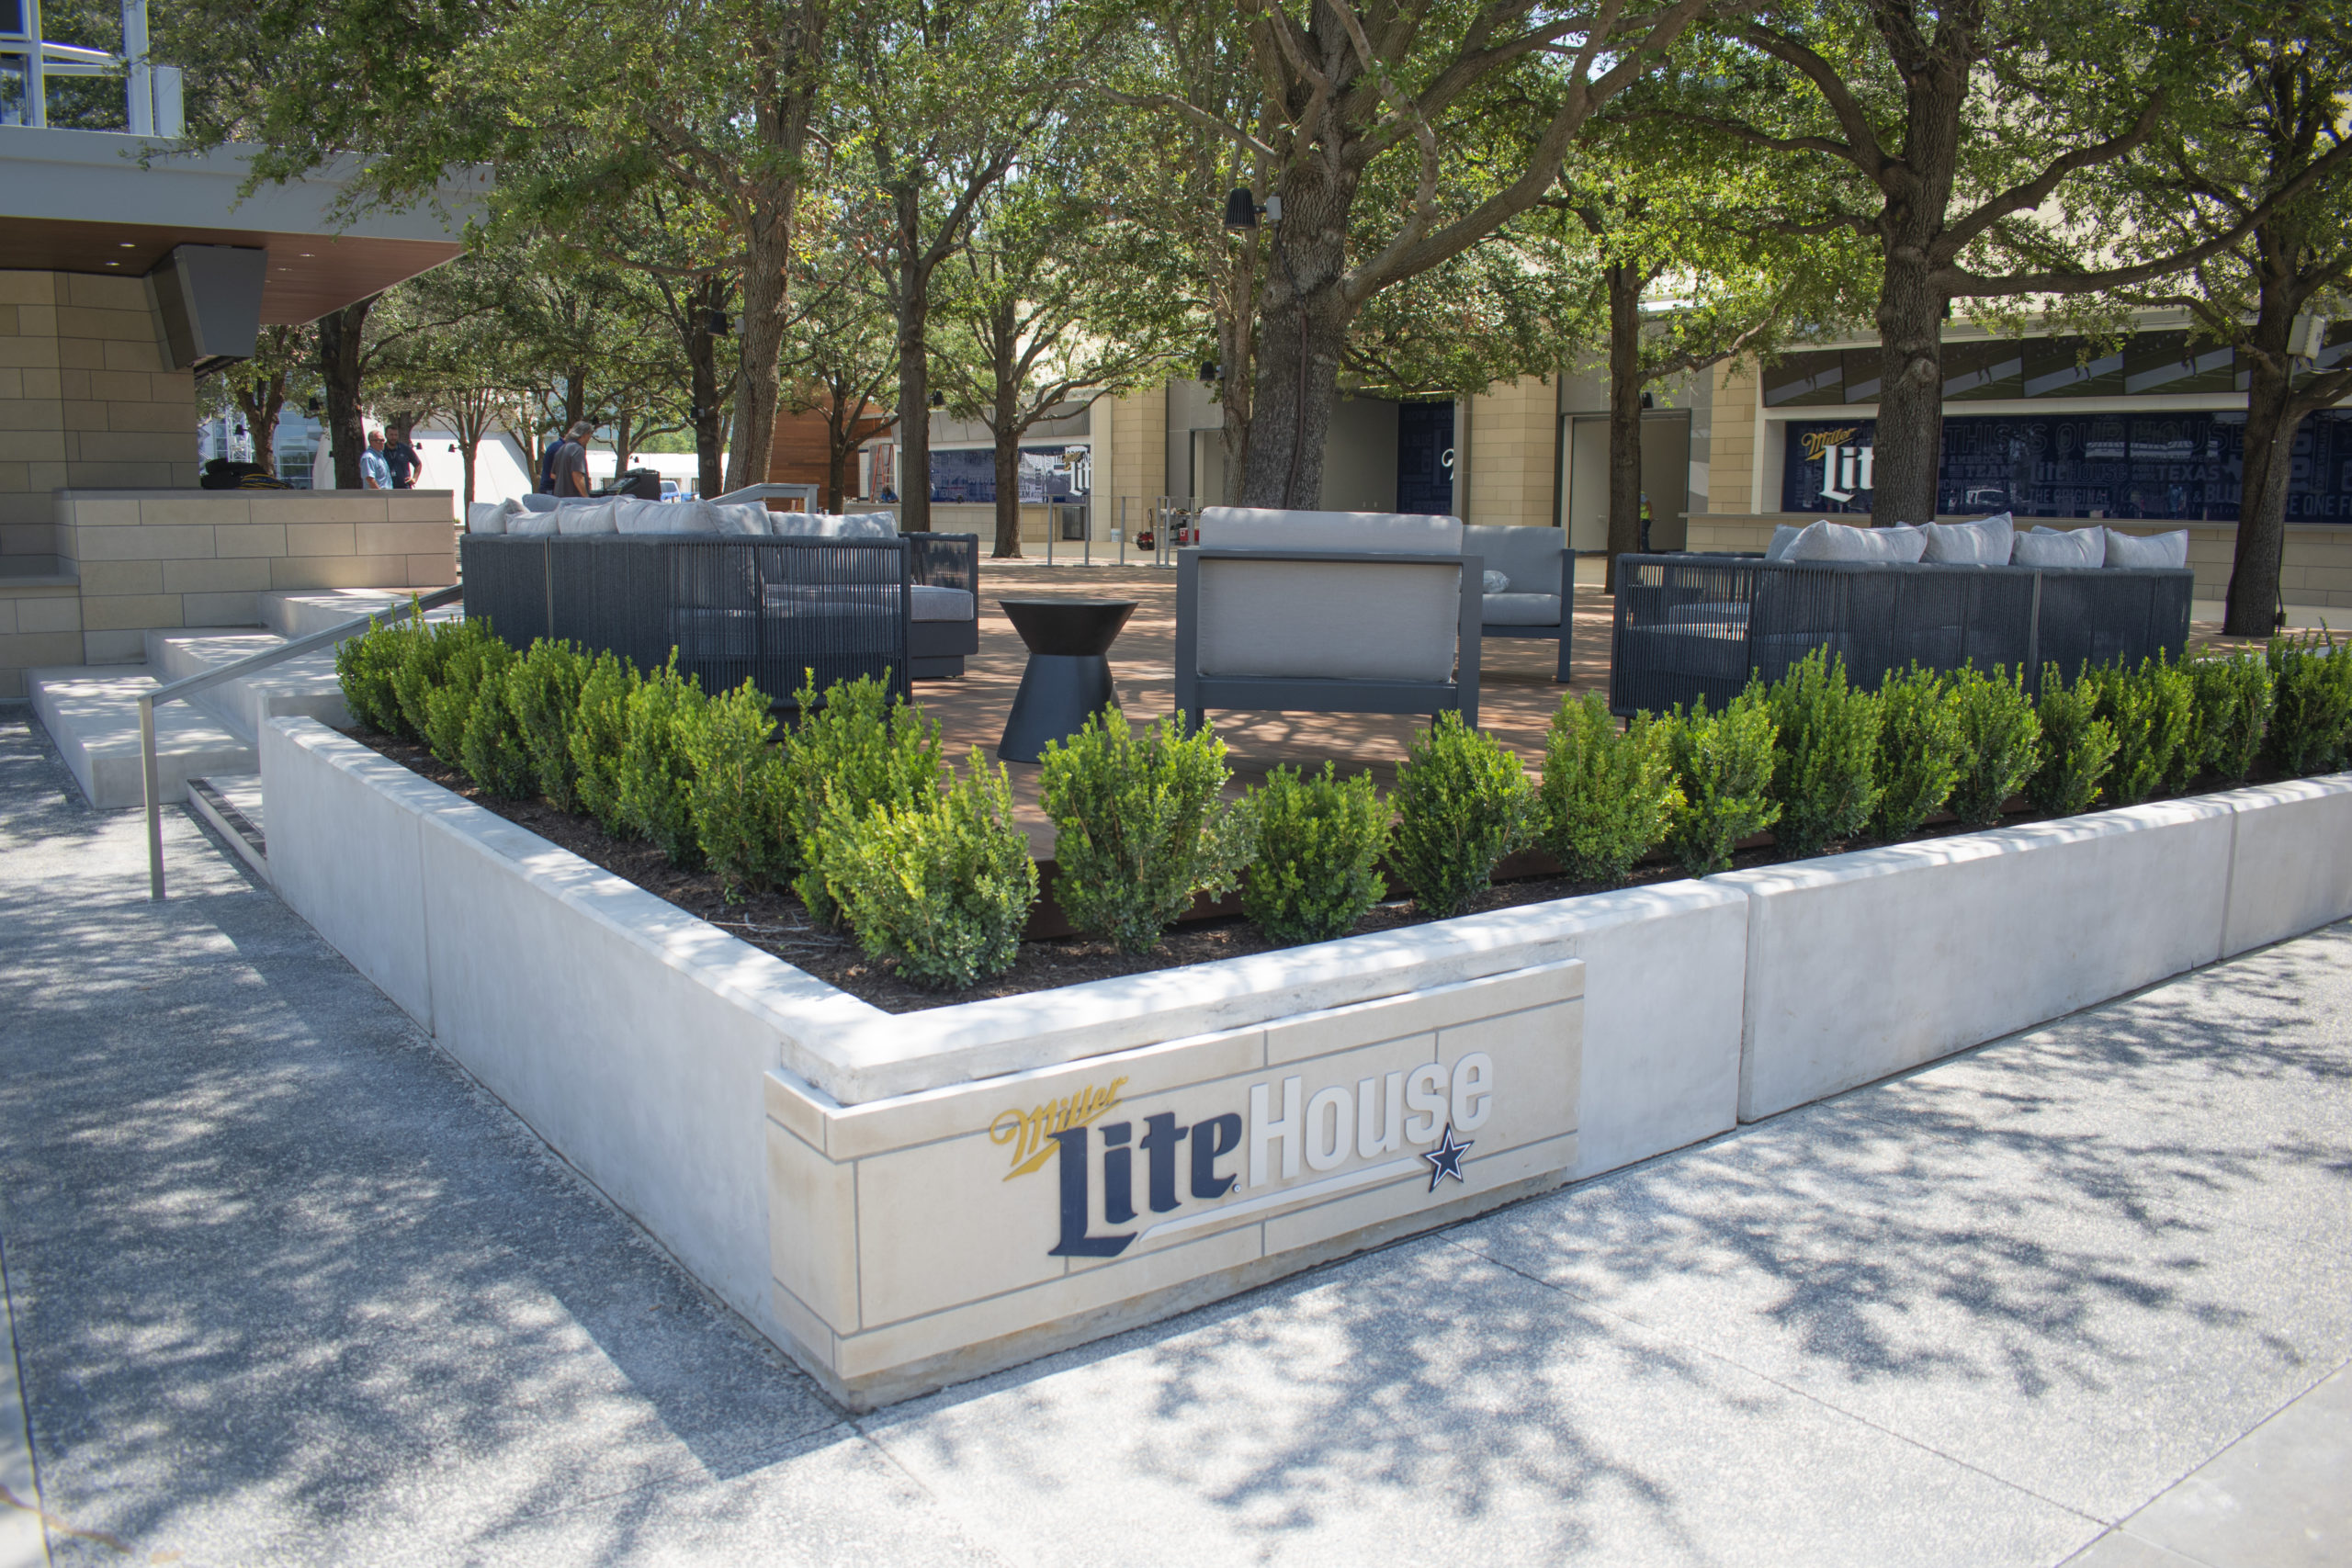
[0,709,2345,1566]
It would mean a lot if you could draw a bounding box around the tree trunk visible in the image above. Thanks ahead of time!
[991,298,1023,558]
[2225,346,2297,637]
[1604,262,1646,593]
[893,185,934,533]
[1236,162,1356,508]
[1871,248,1945,525]
[460,442,478,506]
[315,296,375,490]
[690,276,727,500]
[728,220,790,492]
[563,371,586,434]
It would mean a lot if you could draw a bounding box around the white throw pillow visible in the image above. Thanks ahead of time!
[1920,513,2014,565]
[1783,519,1928,564]
[507,509,559,536]
[466,500,511,536]
[2103,527,2188,569]
[713,502,770,537]
[555,499,620,535]
[1765,524,1804,562]
[2011,526,2104,569]
[1482,570,1510,593]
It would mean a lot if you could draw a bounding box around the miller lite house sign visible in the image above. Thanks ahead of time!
[762,959,1584,1406]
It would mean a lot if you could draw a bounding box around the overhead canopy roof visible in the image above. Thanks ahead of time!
[0,124,485,323]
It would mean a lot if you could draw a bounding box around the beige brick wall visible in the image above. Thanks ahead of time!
[1107,382,1168,521]
[54,488,456,662]
[1707,362,1760,515]
[0,580,83,700]
[1465,376,1555,528]
[0,271,200,573]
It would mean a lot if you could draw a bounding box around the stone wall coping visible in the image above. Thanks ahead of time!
[0,573,80,592]
[55,489,458,501]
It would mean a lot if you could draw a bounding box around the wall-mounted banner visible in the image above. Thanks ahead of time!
[1782,411,2352,522]
[996,1054,1499,1259]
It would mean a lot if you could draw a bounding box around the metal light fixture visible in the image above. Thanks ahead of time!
[704,309,732,336]
[306,397,322,416]
[1199,360,1219,385]
[1222,187,1283,231]
[929,390,945,408]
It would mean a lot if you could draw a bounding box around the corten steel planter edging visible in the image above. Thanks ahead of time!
[1606,554,2196,716]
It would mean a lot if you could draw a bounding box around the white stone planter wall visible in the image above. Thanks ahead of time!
[263,714,2352,1406]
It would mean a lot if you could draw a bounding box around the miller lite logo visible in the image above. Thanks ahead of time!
[995,1053,1499,1258]
[1800,426,1874,503]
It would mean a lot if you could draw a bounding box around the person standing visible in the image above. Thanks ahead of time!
[537,431,564,494]
[385,428,420,490]
[549,421,595,498]
[359,429,392,491]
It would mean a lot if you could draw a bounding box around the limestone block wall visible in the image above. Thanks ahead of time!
[0,577,81,699]
[56,489,457,662]
[1706,363,1760,515]
[0,271,198,570]
[1464,376,1556,528]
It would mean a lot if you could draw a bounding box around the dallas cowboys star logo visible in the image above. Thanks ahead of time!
[1422,1123,1473,1192]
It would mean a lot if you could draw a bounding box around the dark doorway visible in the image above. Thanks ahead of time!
[1396,399,1455,515]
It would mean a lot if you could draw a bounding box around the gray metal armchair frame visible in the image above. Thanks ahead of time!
[462,534,915,708]
[905,532,981,679]
[1607,553,2195,716]
[1478,548,1576,682]
[1173,547,1483,733]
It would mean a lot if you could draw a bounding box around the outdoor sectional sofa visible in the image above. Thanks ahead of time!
[1608,551,2195,716]
[460,509,980,704]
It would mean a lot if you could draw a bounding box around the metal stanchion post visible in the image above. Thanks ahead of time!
[141,694,164,901]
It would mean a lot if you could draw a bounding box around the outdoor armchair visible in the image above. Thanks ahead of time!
[1174,506,1481,734]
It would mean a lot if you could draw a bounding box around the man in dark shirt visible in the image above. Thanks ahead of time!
[385,430,421,490]
[549,422,595,498]
[537,434,564,493]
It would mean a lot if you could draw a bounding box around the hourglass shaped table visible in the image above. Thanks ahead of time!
[995,597,1138,762]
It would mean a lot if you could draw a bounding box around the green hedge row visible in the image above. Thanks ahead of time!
[337,610,2352,991]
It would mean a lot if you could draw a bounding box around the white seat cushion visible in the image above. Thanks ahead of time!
[713,503,770,537]
[1197,506,1464,557]
[910,584,975,622]
[1784,519,1928,563]
[1483,592,1562,626]
[1920,513,2014,565]
[2012,526,2105,568]
[1197,558,1458,682]
[2103,527,2188,569]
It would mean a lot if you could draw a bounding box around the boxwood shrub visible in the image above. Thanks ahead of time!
[1242,762,1390,943]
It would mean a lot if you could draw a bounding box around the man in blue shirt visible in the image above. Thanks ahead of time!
[360,430,392,490]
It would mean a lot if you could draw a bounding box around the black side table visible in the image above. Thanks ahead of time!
[997,597,1138,763]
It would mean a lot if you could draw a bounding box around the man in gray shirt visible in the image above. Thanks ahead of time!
[550,422,595,497]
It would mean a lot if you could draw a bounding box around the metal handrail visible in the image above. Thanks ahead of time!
[141,584,464,901]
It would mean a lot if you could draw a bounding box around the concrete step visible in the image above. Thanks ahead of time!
[28,666,255,809]
[187,774,268,883]
[142,627,350,745]
[261,589,430,641]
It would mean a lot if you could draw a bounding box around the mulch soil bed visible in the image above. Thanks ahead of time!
[352,728,2058,1015]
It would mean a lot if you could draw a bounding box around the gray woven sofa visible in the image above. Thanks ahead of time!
[460,531,981,707]
[1609,552,2195,716]
[1464,523,1573,681]
[1175,507,1480,733]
